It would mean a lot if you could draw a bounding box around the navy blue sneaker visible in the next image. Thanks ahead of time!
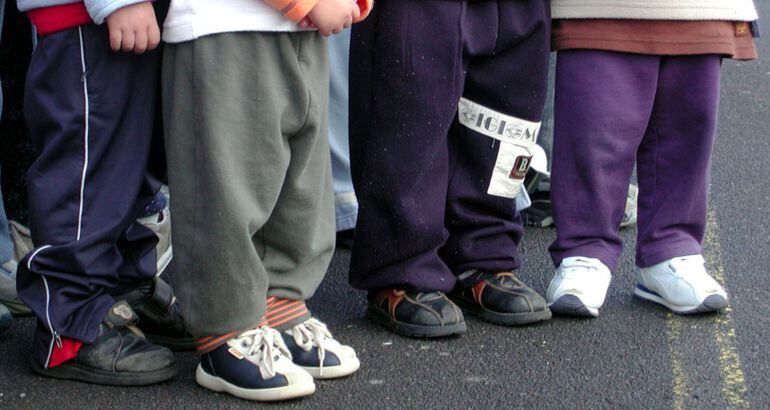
[0,304,11,333]
[281,318,360,379]
[196,327,315,401]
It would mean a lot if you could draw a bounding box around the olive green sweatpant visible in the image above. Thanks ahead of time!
[162,31,334,336]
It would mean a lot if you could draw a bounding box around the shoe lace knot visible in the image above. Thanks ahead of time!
[236,326,291,379]
[290,318,333,376]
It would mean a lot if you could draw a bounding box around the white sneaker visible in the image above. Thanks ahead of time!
[620,184,638,228]
[137,207,172,276]
[195,327,315,401]
[282,318,360,379]
[635,255,728,314]
[547,257,612,317]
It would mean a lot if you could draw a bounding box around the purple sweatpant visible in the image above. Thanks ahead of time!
[549,50,722,270]
[349,0,550,292]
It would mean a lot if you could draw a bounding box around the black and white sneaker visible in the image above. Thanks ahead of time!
[282,318,360,379]
[520,190,553,228]
[196,327,315,401]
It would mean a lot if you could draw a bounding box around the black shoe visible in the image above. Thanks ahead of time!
[366,289,466,338]
[30,301,178,386]
[520,190,553,228]
[450,271,551,326]
[113,276,196,351]
[336,229,355,250]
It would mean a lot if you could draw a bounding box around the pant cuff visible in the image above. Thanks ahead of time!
[550,246,620,272]
[636,243,703,268]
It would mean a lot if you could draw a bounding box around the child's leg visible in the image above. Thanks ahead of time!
[163,32,329,338]
[442,0,549,275]
[635,55,721,267]
[17,25,160,359]
[328,30,358,235]
[548,50,660,271]
[259,33,334,322]
[348,0,466,293]
[440,0,552,326]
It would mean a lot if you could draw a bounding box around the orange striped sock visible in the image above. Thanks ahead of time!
[265,297,310,330]
[195,319,268,355]
[195,298,310,354]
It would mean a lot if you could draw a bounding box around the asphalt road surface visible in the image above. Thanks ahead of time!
[1,8,769,410]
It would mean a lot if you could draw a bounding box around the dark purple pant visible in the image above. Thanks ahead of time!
[549,50,721,270]
[17,24,160,362]
[348,0,550,292]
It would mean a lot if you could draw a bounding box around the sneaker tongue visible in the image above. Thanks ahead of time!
[564,258,596,270]
[104,301,138,329]
[671,255,703,268]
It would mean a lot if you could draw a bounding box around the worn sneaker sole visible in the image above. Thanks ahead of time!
[453,298,552,326]
[634,286,728,314]
[301,355,361,379]
[195,364,315,401]
[30,357,178,386]
[548,294,599,317]
[366,302,466,338]
[145,333,197,352]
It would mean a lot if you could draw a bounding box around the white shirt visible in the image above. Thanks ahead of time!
[163,0,303,43]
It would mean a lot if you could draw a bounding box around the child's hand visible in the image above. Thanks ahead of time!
[298,17,317,29]
[106,2,160,53]
[307,0,360,36]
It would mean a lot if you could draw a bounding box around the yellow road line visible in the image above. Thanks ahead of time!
[705,209,750,409]
[665,313,689,410]
[665,209,749,409]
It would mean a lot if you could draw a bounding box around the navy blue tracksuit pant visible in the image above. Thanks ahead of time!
[17,24,160,366]
[349,0,551,292]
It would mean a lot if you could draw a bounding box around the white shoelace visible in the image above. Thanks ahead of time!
[290,318,333,376]
[235,327,292,379]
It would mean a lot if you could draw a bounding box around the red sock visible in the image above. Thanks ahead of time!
[48,337,83,368]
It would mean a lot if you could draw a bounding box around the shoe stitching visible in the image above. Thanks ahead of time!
[403,293,445,326]
[443,293,462,326]
[113,330,124,373]
[484,274,536,312]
